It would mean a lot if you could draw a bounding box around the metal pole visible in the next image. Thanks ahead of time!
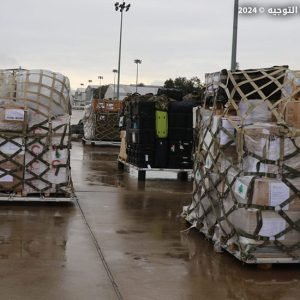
[98,76,103,99]
[112,69,118,100]
[116,11,123,100]
[99,78,102,100]
[136,63,139,93]
[134,59,141,93]
[113,73,116,99]
[231,0,239,71]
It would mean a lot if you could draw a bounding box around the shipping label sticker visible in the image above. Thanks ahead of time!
[119,116,124,127]
[0,170,13,182]
[259,218,286,240]
[132,132,136,143]
[51,149,67,161]
[195,170,202,183]
[5,109,25,121]
[220,118,234,146]
[234,180,248,199]
[269,182,290,208]
[205,156,212,169]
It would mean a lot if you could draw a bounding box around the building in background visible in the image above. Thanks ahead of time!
[73,85,100,107]
[105,84,161,100]
[73,84,161,106]
[73,88,87,107]
[85,85,100,103]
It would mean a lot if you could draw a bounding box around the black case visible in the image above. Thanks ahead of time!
[133,149,155,168]
[154,139,168,168]
[169,141,193,157]
[157,88,183,101]
[168,154,193,169]
[132,100,156,117]
[131,116,155,130]
[168,128,193,142]
[168,100,198,113]
[127,129,156,145]
[168,112,193,129]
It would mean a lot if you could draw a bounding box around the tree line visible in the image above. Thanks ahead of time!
[93,76,204,99]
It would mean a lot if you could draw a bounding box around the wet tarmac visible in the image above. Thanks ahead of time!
[0,140,299,299]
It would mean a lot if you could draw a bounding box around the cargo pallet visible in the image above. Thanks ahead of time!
[117,158,192,181]
[0,194,75,202]
[82,138,121,146]
[223,246,300,265]
[183,219,300,265]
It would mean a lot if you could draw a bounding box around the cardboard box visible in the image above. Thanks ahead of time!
[239,123,291,161]
[241,156,279,174]
[226,208,300,243]
[0,137,24,192]
[0,156,24,192]
[280,101,300,129]
[119,136,127,161]
[24,137,70,194]
[233,176,300,211]
[0,106,27,132]
[238,99,272,124]
[200,111,239,170]
[283,70,300,100]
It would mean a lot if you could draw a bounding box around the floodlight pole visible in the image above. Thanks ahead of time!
[98,76,103,99]
[134,59,142,93]
[115,2,131,100]
[112,69,118,99]
[231,0,239,71]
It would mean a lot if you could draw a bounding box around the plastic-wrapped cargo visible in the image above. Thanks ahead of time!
[0,69,73,198]
[183,66,300,264]
[83,99,121,142]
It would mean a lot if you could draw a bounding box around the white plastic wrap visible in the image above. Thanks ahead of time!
[15,69,71,116]
[238,100,273,124]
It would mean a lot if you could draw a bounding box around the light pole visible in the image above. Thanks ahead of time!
[87,80,93,103]
[134,59,142,93]
[98,75,103,99]
[112,69,118,99]
[231,0,239,71]
[114,2,131,100]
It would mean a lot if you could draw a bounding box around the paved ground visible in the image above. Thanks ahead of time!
[0,140,299,300]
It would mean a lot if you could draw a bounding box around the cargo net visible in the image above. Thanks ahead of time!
[23,115,72,197]
[0,69,73,198]
[83,103,120,141]
[183,66,300,263]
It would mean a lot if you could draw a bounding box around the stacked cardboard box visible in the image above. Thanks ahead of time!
[83,99,121,142]
[184,66,300,263]
[0,69,72,197]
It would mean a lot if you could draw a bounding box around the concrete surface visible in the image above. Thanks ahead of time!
[0,140,299,300]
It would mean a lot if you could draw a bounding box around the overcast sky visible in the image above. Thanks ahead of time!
[0,0,299,89]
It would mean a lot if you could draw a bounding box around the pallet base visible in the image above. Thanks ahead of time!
[118,158,192,181]
[183,217,300,264]
[0,195,75,202]
[223,246,300,264]
[82,138,120,146]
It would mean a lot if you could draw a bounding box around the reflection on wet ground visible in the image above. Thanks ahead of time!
[0,204,73,260]
[72,141,300,300]
[0,140,299,300]
[181,229,300,300]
